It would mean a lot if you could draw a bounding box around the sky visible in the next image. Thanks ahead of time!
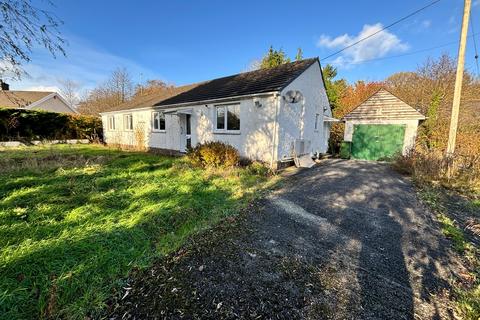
[10,0,480,96]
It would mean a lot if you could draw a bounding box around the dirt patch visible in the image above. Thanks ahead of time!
[107,207,338,319]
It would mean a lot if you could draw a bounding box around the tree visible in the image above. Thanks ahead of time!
[385,54,480,155]
[295,48,303,61]
[107,67,133,104]
[259,46,291,69]
[58,79,80,108]
[322,64,347,111]
[77,67,134,115]
[134,79,171,97]
[0,0,66,79]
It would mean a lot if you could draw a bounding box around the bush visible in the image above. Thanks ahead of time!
[187,141,240,168]
[0,108,102,141]
[393,150,480,192]
[246,161,272,176]
[339,141,351,159]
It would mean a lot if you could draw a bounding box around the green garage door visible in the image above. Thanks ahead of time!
[351,124,406,161]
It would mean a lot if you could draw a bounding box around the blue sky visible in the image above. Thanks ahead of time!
[13,0,480,94]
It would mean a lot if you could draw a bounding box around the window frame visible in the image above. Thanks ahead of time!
[152,111,166,132]
[214,103,240,133]
[108,115,116,131]
[123,113,133,131]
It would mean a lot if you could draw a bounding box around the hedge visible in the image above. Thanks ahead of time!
[0,108,103,141]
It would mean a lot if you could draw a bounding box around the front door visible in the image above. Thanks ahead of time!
[185,114,191,150]
[179,113,192,153]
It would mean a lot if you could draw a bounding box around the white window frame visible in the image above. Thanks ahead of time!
[108,115,116,131]
[123,114,133,131]
[152,111,166,132]
[214,104,240,133]
[314,113,320,131]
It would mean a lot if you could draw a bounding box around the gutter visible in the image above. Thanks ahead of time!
[99,91,279,116]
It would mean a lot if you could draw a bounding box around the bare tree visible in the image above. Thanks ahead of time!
[134,79,171,97]
[0,0,66,79]
[77,67,134,115]
[107,67,133,104]
[58,78,80,108]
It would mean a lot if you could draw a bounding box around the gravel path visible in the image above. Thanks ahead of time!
[108,159,465,319]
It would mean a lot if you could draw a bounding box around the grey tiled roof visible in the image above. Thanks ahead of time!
[155,58,318,107]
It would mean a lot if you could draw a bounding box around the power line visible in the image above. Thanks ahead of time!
[320,0,442,61]
[322,32,479,66]
[470,13,480,77]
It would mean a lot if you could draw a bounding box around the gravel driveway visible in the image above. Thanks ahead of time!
[109,160,464,319]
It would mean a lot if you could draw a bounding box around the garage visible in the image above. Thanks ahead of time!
[342,89,425,161]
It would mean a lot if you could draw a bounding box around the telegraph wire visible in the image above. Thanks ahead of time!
[469,13,480,77]
[322,32,479,66]
[320,0,442,61]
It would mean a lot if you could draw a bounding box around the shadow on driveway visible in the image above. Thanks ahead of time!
[109,159,465,319]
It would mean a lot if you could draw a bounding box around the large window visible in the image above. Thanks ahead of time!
[124,114,133,131]
[216,104,240,131]
[152,111,166,131]
[108,116,115,130]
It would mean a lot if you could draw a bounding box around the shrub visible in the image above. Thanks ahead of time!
[246,161,272,176]
[187,141,239,168]
[393,150,480,192]
[0,108,102,141]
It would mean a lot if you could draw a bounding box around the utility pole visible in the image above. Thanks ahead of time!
[446,0,472,155]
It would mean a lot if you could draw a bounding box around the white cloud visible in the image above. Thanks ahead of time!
[6,34,164,97]
[317,23,409,67]
[421,20,432,28]
[24,85,61,93]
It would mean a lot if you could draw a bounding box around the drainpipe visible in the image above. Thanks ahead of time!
[270,93,280,169]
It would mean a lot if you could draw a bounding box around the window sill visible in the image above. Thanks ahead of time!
[213,130,241,135]
[152,130,166,133]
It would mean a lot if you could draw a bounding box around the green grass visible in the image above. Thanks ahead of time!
[0,144,275,319]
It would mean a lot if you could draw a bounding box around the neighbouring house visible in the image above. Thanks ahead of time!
[342,88,425,160]
[100,58,333,168]
[0,80,77,114]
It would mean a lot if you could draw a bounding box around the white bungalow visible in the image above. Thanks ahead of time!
[100,58,333,168]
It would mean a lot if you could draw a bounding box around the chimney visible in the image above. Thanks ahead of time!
[0,80,9,91]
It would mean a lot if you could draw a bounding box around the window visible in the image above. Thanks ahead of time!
[152,111,166,131]
[216,104,240,131]
[216,107,225,130]
[124,114,133,130]
[108,116,115,130]
[315,113,320,130]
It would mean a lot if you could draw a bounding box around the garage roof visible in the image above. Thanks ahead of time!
[343,89,425,120]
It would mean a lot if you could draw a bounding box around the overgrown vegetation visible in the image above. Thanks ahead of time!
[417,185,479,319]
[0,144,275,319]
[187,141,240,168]
[393,150,480,193]
[0,108,102,141]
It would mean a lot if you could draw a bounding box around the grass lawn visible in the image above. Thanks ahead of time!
[0,144,275,319]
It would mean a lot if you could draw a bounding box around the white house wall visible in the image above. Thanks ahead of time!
[102,95,278,163]
[276,62,331,161]
[344,119,420,154]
